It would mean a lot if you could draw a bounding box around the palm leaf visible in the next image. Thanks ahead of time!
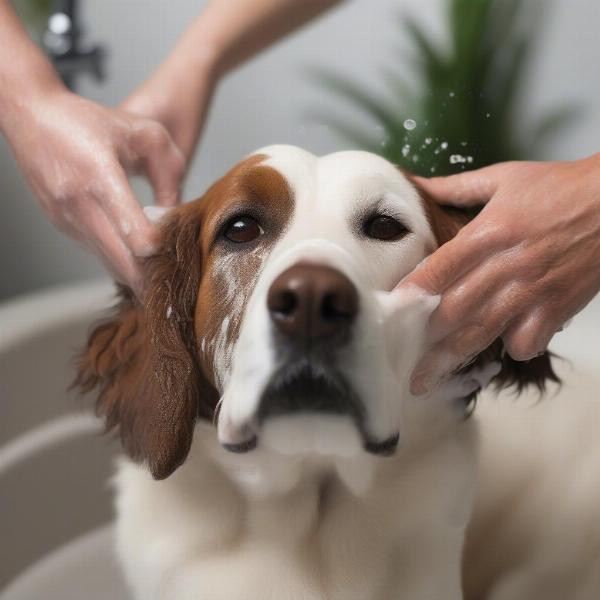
[307,0,578,177]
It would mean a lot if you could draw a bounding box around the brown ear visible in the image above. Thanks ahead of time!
[410,175,560,395]
[75,205,216,479]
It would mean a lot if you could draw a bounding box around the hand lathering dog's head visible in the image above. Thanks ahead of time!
[76,146,558,479]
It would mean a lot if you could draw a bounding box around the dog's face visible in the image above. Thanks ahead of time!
[77,145,557,480]
[208,146,437,458]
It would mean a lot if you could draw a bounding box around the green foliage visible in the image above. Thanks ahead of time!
[12,0,53,35]
[308,0,577,176]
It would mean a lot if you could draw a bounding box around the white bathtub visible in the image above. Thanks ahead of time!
[0,280,598,598]
[0,280,129,599]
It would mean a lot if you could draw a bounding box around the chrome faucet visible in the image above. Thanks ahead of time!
[42,0,105,90]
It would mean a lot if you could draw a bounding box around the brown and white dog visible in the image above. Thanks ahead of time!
[77,146,580,600]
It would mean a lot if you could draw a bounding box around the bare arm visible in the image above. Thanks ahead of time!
[0,0,184,294]
[0,1,60,117]
[0,0,341,292]
[122,0,343,161]
[198,0,344,74]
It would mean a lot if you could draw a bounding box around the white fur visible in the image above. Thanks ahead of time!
[112,146,599,600]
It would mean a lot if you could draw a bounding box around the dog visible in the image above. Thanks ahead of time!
[77,145,576,600]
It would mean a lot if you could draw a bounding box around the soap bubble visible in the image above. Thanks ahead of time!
[449,154,473,165]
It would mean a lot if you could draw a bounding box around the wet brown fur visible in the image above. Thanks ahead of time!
[74,156,293,480]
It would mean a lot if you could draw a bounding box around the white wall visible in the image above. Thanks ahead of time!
[1,0,599,300]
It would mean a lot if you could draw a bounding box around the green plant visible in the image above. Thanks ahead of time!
[12,0,52,37]
[308,0,578,177]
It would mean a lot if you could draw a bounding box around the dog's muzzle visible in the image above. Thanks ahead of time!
[267,262,359,342]
[221,262,400,457]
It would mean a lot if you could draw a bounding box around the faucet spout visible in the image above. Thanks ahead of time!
[42,0,105,90]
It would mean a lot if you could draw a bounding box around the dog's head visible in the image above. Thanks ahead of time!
[76,146,558,480]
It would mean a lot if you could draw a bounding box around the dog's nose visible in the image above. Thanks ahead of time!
[267,263,359,339]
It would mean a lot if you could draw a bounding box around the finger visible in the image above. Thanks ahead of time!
[410,321,504,396]
[130,120,185,207]
[410,275,529,395]
[426,254,526,342]
[99,163,160,258]
[397,218,504,295]
[72,201,144,294]
[502,308,557,361]
[413,162,515,207]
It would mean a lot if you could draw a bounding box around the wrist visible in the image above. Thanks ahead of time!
[170,19,224,83]
[0,59,66,138]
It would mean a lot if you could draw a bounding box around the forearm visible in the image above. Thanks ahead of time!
[123,0,342,160]
[185,0,344,76]
[0,0,65,135]
[152,0,343,93]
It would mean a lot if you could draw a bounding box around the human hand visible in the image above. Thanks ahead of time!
[2,88,185,295]
[398,157,600,395]
[120,47,218,165]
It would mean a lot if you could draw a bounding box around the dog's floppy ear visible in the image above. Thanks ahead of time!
[75,203,216,479]
[410,175,560,394]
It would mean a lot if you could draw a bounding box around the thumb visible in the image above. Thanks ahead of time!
[413,162,512,207]
[143,135,186,208]
[131,120,186,208]
[396,218,485,295]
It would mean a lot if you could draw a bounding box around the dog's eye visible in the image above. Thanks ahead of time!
[223,216,264,243]
[363,216,408,241]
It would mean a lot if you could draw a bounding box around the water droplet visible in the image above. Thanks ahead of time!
[449,154,467,164]
[440,142,448,150]
[412,154,420,163]
[403,118,417,131]
[486,113,491,118]
[449,91,455,98]
[460,141,468,147]
[402,144,411,157]
[120,220,131,236]
[425,137,432,145]
[467,156,474,163]
[430,166,436,173]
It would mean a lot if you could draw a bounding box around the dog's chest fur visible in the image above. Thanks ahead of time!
[114,422,475,600]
